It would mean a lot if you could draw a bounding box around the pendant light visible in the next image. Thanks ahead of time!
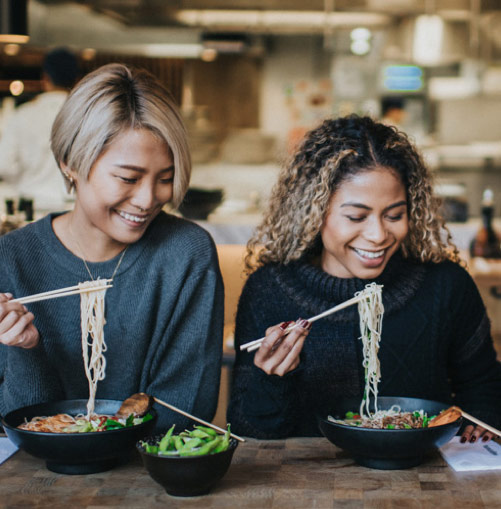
[0,0,29,44]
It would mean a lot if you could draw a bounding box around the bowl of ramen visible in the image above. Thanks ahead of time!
[318,396,461,470]
[1,399,157,475]
[137,425,238,497]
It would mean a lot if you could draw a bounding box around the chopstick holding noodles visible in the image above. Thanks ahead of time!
[12,280,112,305]
[240,283,382,352]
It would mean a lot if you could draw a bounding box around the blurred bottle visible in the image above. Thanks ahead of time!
[470,189,501,258]
[18,197,34,223]
[0,199,19,235]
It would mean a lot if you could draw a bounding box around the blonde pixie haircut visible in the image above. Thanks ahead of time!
[247,115,460,271]
[51,63,190,208]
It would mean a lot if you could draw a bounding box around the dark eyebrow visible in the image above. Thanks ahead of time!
[114,164,175,173]
[340,200,407,212]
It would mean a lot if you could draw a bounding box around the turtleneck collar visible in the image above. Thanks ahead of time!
[270,251,427,322]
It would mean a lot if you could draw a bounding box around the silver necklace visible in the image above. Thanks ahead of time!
[70,221,128,281]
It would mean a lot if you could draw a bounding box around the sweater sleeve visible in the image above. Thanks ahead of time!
[0,236,64,417]
[447,266,501,429]
[143,240,224,431]
[227,271,303,439]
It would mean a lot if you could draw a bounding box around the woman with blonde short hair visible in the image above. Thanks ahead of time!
[228,115,501,442]
[0,64,224,430]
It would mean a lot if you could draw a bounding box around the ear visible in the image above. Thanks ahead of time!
[60,162,77,192]
[60,162,77,180]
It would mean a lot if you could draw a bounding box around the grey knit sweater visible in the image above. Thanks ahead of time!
[228,253,501,438]
[0,211,224,430]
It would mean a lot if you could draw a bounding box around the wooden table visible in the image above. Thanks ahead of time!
[1,436,499,508]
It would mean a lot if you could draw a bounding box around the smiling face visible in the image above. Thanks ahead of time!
[320,166,409,279]
[65,128,174,257]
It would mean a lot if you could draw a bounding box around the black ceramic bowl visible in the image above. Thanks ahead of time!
[318,396,461,470]
[2,399,157,475]
[137,436,238,497]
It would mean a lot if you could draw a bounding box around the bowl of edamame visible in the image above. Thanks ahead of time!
[136,424,238,497]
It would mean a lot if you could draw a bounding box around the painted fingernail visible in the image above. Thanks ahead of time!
[300,319,311,330]
[280,321,293,330]
[482,435,489,442]
[470,436,477,443]
[460,436,467,443]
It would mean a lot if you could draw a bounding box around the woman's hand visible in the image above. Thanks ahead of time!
[460,424,494,444]
[0,293,39,348]
[254,319,311,377]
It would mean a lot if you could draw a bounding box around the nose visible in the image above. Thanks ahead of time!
[130,181,156,212]
[363,217,388,245]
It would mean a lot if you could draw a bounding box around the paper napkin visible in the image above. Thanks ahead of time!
[439,436,501,471]
[0,436,18,465]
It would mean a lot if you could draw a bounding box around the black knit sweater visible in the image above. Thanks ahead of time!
[227,253,501,438]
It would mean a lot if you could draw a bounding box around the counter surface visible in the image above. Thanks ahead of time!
[1,436,499,508]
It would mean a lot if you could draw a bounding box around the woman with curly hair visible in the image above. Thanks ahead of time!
[227,114,501,441]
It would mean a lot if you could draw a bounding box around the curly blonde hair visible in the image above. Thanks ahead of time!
[247,115,460,271]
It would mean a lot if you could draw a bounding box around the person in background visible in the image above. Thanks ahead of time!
[380,96,406,128]
[227,115,501,441]
[0,47,79,211]
[0,63,224,431]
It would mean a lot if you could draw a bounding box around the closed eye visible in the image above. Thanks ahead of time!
[119,176,137,184]
[386,214,404,221]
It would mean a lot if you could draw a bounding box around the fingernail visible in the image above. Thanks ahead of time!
[470,436,476,443]
[482,435,489,442]
[460,436,467,443]
[280,321,293,330]
[300,319,311,330]
[23,306,28,312]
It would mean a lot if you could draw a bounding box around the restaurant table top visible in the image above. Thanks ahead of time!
[1,435,499,508]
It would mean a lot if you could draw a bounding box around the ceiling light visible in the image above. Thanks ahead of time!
[9,80,24,96]
[200,48,218,62]
[176,10,391,32]
[102,44,203,58]
[0,0,29,44]
[3,43,20,56]
[412,15,444,65]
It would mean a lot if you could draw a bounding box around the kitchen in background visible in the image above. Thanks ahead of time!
[1,0,501,246]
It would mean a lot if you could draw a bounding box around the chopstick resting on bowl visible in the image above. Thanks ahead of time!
[11,280,113,305]
[152,396,245,443]
[240,292,371,352]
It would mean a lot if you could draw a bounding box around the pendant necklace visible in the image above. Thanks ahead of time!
[70,220,128,282]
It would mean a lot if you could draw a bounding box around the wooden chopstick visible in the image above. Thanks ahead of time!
[456,407,501,437]
[153,396,245,442]
[240,293,368,352]
[12,280,113,305]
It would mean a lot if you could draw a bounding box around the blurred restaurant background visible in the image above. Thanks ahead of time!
[1,1,501,230]
[2,0,501,425]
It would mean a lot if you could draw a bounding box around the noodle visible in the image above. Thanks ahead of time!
[356,283,384,419]
[327,285,438,429]
[79,280,108,419]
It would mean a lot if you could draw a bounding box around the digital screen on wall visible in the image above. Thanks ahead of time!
[383,65,423,93]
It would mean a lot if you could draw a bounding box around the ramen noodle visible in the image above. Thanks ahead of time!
[79,280,108,419]
[356,283,384,418]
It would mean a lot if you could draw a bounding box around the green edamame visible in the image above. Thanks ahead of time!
[141,424,232,457]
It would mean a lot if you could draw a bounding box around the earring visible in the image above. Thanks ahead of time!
[62,171,75,192]
[62,171,72,181]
